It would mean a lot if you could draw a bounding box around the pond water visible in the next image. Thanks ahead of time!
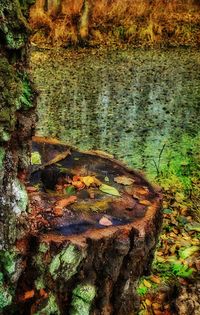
[30,48,200,178]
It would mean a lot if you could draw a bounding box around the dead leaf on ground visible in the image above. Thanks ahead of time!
[114,176,135,186]
[99,216,113,226]
[54,196,77,216]
[81,176,96,187]
[20,290,35,301]
[150,275,161,284]
[143,279,152,288]
[99,184,120,196]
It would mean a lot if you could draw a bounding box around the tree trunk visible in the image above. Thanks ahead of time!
[0,0,36,310]
[9,137,162,315]
[79,0,91,44]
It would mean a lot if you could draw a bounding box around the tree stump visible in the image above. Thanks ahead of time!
[15,137,162,315]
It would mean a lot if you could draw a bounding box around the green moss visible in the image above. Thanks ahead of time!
[34,293,60,315]
[72,284,96,303]
[39,242,49,254]
[49,255,60,276]
[49,244,84,281]
[35,276,45,290]
[0,147,5,170]
[0,251,17,276]
[70,284,96,315]
[0,286,12,310]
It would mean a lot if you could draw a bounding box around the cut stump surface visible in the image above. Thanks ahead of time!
[16,137,162,315]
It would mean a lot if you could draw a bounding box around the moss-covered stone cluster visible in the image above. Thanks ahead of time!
[31,243,88,314]
[0,249,24,311]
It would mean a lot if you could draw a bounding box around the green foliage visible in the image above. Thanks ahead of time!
[153,260,194,279]
[178,246,199,260]
[136,285,148,296]
[65,186,76,196]
[171,262,193,278]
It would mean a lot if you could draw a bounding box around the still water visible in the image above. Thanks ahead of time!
[31,48,200,177]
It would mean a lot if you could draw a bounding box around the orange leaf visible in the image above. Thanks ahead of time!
[54,196,77,216]
[23,290,35,300]
[39,289,48,298]
[150,275,161,284]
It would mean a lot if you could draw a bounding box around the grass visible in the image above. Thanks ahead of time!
[29,0,200,47]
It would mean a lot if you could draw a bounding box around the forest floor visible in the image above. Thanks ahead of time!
[137,184,200,315]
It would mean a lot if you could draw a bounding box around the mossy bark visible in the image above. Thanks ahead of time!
[0,0,36,311]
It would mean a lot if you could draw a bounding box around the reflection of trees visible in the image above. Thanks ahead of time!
[33,50,200,173]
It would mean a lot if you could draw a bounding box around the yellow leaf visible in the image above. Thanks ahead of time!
[31,152,41,165]
[145,299,152,306]
[156,256,165,263]
[114,176,135,186]
[81,176,95,187]
[139,200,151,206]
[143,279,151,288]
[99,184,120,196]
[150,275,161,284]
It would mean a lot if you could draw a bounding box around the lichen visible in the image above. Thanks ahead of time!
[49,244,84,281]
[0,251,17,276]
[11,178,28,214]
[70,283,96,315]
[0,147,5,170]
[0,285,12,310]
[39,242,49,254]
[35,276,45,290]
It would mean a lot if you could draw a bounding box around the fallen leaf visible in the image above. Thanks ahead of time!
[39,289,48,298]
[139,200,151,206]
[65,186,76,196]
[72,181,85,190]
[114,176,134,186]
[81,176,95,187]
[31,152,41,165]
[54,196,77,216]
[179,246,199,259]
[99,216,113,226]
[185,222,200,232]
[145,299,152,306]
[99,184,120,196]
[150,275,161,284]
[143,279,151,288]
[44,150,71,167]
[152,303,161,310]
[23,290,35,300]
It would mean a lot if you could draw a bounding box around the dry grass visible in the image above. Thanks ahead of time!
[29,0,200,47]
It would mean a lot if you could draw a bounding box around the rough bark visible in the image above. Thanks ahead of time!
[0,0,36,311]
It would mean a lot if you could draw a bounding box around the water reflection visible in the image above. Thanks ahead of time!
[31,48,200,176]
